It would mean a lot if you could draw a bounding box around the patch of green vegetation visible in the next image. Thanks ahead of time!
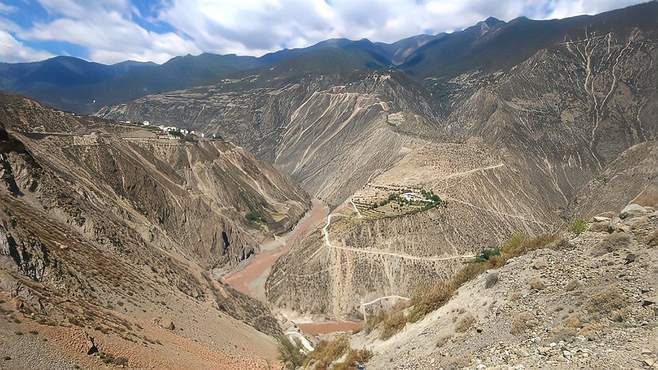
[474,247,501,263]
[570,219,588,235]
[245,211,264,224]
[368,188,444,217]
[168,130,184,139]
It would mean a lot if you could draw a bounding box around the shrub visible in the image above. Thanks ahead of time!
[277,337,305,369]
[500,231,526,256]
[407,281,453,323]
[455,313,475,333]
[590,232,631,256]
[374,233,560,333]
[305,337,349,370]
[585,286,628,320]
[245,211,264,223]
[379,311,406,340]
[570,219,588,235]
[510,312,536,334]
[334,348,373,370]
[475,247,500,263]
[529,277,545,290]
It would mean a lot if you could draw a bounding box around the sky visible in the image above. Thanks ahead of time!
[0,0,647,64]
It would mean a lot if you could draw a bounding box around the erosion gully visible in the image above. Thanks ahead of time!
[222,199,364,337]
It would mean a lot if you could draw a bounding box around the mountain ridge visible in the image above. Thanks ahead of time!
[4,2,655,114]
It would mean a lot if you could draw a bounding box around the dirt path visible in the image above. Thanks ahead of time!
[223,199,328,300]
[323,212,475,262]
[438,163,505,180]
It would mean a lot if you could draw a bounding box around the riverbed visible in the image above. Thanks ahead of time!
[222,199,363,336]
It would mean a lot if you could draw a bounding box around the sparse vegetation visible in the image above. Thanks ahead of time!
[370,232,561,335]
[378,310,407,339]
[245,211,264,223]
[474,247,500,263]
[590,232,631,256]
[511,312,536,334]
[570,218,588,235]
[334,348,373,370]
[455,312,475,332]
[304,336,349,370]
[304,336,372,370]
[585,285,628,321]
[277,337,306,369]
[407,281,455,323]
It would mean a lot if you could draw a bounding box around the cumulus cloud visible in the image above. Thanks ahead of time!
[0,30,53,62]
[19,0,200,63]
[158,0,647,56]
[0,0,648,63]
[0,2,17,14]
[541,0,646,19]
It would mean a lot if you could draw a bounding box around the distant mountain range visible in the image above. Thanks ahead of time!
[0,2,656,114]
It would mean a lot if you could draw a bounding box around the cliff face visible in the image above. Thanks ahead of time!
[0,93,309,368]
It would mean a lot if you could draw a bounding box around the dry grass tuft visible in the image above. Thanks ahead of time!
[585,285,628,320]
[333,348,373,370]
[510,312,536,334]
[529,277,545,290]
[407,281,455,323]
[379,311,407,340]
[590,233,632,256]
[455,313,476,333]
[305,336,349,370]
[277,337,305,369]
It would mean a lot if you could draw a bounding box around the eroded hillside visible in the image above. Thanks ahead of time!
[91,2,657,366]
[0,93,309,369]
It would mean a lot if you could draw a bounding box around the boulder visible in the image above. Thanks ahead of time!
[620,204,648,219]
[589,221,609,233]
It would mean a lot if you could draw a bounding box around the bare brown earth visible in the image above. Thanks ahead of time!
[223,200,367,337]
[0,93,310,369]
[223,199,328,300]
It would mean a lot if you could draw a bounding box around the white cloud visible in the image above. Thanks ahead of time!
[4,0,649,63]
[19,0,200,64]
[0,2,17,14]
[0,30,53,62]
[540,0,646,19]
[158,0,648,57]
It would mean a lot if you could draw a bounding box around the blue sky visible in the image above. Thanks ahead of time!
[0,0,647,64]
